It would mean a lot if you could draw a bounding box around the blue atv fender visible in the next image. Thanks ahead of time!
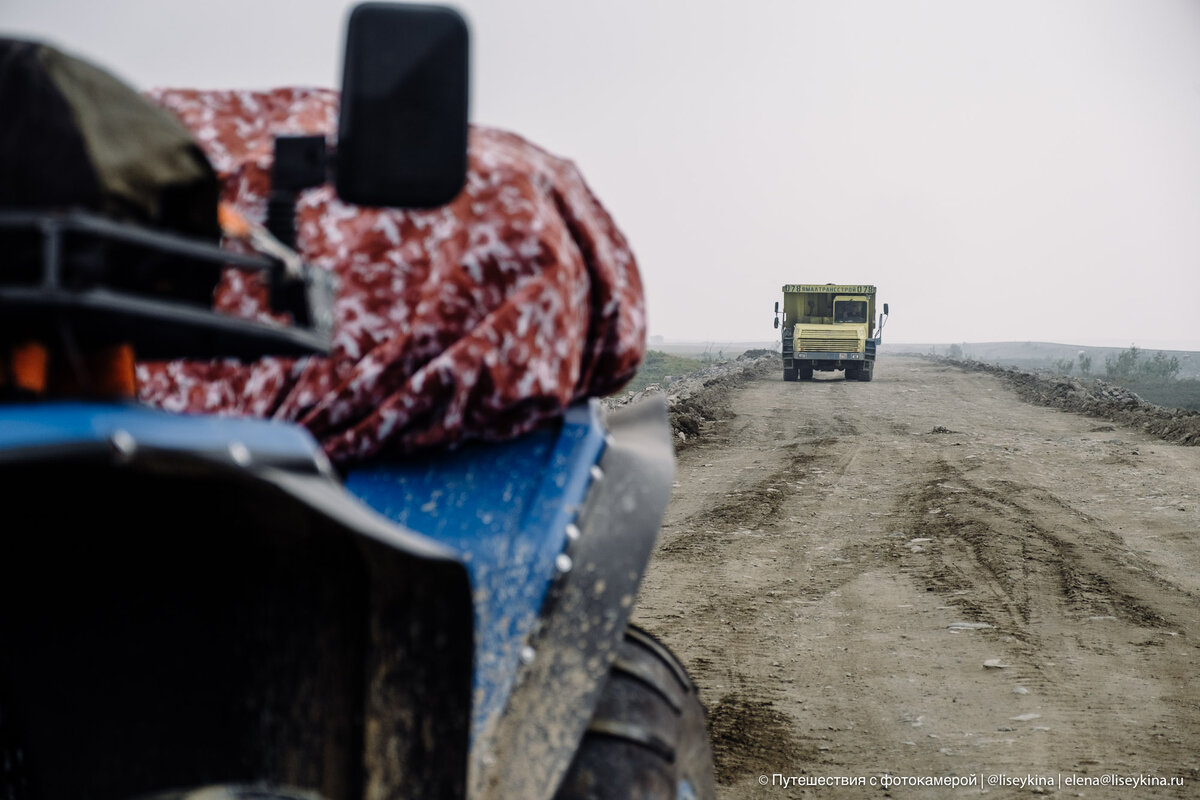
[344,396,676,800]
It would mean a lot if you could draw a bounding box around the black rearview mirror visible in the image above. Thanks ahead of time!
[337,3,470,208]
[774,301,779,313]
[883,303,889,315]
[774,318,779,329]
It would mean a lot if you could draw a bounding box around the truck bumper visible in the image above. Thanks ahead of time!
[784,350,869,370]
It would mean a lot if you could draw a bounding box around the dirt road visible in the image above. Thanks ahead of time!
[632,355,1200,798]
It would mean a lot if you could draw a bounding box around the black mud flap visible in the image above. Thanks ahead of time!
[0,447,473,800]
[474,396,676,800]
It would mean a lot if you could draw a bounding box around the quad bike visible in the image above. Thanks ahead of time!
[0,5,714,800]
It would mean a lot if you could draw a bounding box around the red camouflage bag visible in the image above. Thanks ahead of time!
[139,88,646,464]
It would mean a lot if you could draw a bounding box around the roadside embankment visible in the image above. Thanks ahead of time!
[920,355,1200,446]
[605,351,777,449]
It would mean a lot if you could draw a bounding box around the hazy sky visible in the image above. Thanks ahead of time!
[8,1,1200,349]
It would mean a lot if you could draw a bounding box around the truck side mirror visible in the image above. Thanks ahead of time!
[883,303,889,316]
[774,301,779,313]
[336,3,470,208]
[774,317,779,329]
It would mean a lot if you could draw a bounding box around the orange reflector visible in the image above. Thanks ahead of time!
[87,343,138,399]
[11,341,49,394]
[3,341,136,398]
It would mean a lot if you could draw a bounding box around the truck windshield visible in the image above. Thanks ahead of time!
[834,301,867,323]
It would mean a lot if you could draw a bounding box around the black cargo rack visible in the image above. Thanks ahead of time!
[0,211,335,361]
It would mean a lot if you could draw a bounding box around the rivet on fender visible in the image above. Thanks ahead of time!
[229,441,252,467]
[110,429,137,462]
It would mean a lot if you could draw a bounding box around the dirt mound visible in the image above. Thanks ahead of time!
[925,356,1200,446]
[606,353,777,449]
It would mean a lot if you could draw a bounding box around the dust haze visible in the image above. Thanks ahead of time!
[6,0,1200,348]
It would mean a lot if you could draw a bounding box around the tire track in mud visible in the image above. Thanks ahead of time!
[650,407,878,787]
[649,376,915,789]
[891,457,1200,783]
[658,444,817,557]
[689,448,811,530]
[898,460,1191,640]
[661,433,871,615]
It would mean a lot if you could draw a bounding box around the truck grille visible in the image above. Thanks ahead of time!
[796,330,862,353]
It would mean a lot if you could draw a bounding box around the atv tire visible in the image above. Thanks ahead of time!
[552,626,716,800]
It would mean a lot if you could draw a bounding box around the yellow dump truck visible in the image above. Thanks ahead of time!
[773,284,889,382]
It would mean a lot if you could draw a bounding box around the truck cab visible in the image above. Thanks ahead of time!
[774,283,888,382]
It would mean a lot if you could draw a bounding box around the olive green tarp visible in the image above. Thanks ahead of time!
[0,38,218,239]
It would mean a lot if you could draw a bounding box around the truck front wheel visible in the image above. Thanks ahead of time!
[857,363,874,382]
[783,367,797,382]
[797,366,813,381]
[553,626,716,800]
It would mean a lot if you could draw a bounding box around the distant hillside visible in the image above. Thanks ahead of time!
[886,341,1200,412]
[651,341,779,360]
[885,341,1200,380]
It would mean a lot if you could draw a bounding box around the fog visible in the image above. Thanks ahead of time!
[8,0,1200,349]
